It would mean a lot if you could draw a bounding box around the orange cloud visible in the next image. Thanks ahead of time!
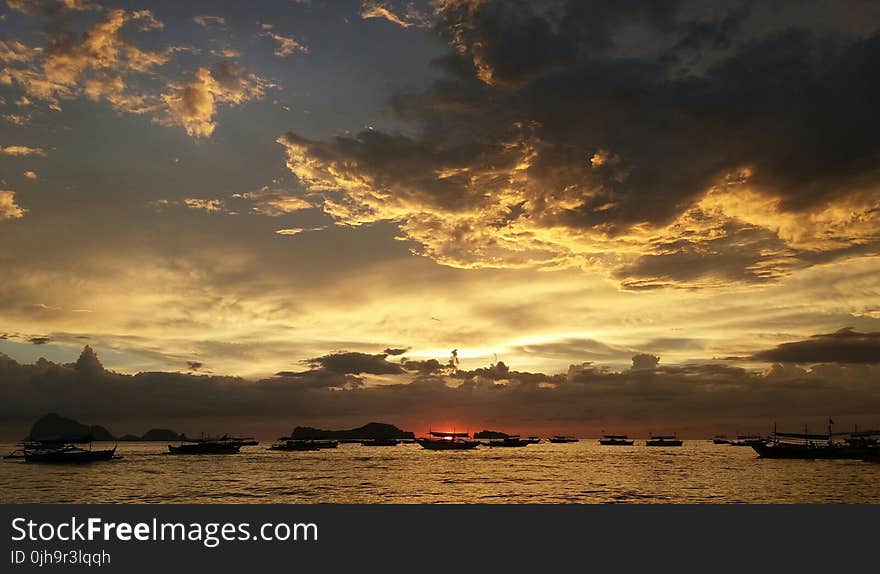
[0,145,46,156]
[360,1,430,29]
[160,61,270,138]
[0,190,26,219]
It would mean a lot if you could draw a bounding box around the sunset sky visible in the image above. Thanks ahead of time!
[1,0,879,436]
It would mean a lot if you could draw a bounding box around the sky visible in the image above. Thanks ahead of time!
[0,0,879,437]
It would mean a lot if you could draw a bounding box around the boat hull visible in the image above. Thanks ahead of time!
[646,440,683,447]
[752,443,870,459]
[167,443,241,455]
[269,441,322,451]
[24,447,120,464]
[599,439,634,446]
[416,438,480,450]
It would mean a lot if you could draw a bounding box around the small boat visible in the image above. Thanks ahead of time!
[484,435,531,448]
[268,440,322,451]
[416,431,480,450]
[525,436,542,444]
[712,435,730,445]
[14,436,123,464]
[167,436,242,455]
[599,434,634,446]
[646,434,683,447]
[361,438,400,446]
[548,435,579,443]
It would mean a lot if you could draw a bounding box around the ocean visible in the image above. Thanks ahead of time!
[3,440,879,504]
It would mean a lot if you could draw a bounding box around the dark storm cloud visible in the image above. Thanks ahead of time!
[3,344,880,437]
[383,347,409,356]
[752,328,880,364]
[303,351,405,375]
[279,0,880,286]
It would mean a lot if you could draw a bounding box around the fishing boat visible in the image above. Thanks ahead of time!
[12,436,123,464]
[599,434,634,446]
[729,434,766,447]
[484,435,531,447]
[167,436,242,455]
[645,434,683,447]
[548,435,579,443]
[416,431,480,450]
[712,435,730,445]
[268,440,322,451]
[361,438,400,446]
[753,422,875,459]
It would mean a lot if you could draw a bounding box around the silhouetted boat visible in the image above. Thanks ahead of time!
[268,440,322,451]
[167,436,242,455]
[525,436,541,444]
[12,436,122,464]
[361,438,400,446]
[754,422,876,459]
[713,435,730,445]
[416,431,480,450]
[646,434,683,447]
[599,434,634,446]
[548,435,579,443]
[485,435,531,447]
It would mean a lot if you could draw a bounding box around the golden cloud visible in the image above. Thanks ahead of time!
[2,7,266,137]
[0,190,26,219]
[160,61,270,138]
[360,1,430,29]
[1,9,170,113]
[276,127,880,288]
[260,31,308,58]
[0,145,46,156]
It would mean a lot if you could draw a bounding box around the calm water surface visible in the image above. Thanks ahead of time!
[3,441,879,503]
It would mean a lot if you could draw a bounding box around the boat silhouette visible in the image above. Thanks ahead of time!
[8,436,123,464]
[645,434,683,447]
[599,434,634,446]
[416,431,480,450]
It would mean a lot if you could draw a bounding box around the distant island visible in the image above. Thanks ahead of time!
[473,429,510,439]
[26,413,182,442]
[289,422,414,440]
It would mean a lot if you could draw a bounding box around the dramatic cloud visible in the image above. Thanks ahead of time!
[275,0,880,288]
[260,28,308,57]
[303,351,406,375]
[1,5,266,137]
[236,186,312,216]
[1,8,169,113]
[182,198,225,212]
[3,345,880,438]
[0,145,46,156]
[0,190,26,219]
[360,1,430,29]
[160,60,270,137]
[752,328,880,364]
